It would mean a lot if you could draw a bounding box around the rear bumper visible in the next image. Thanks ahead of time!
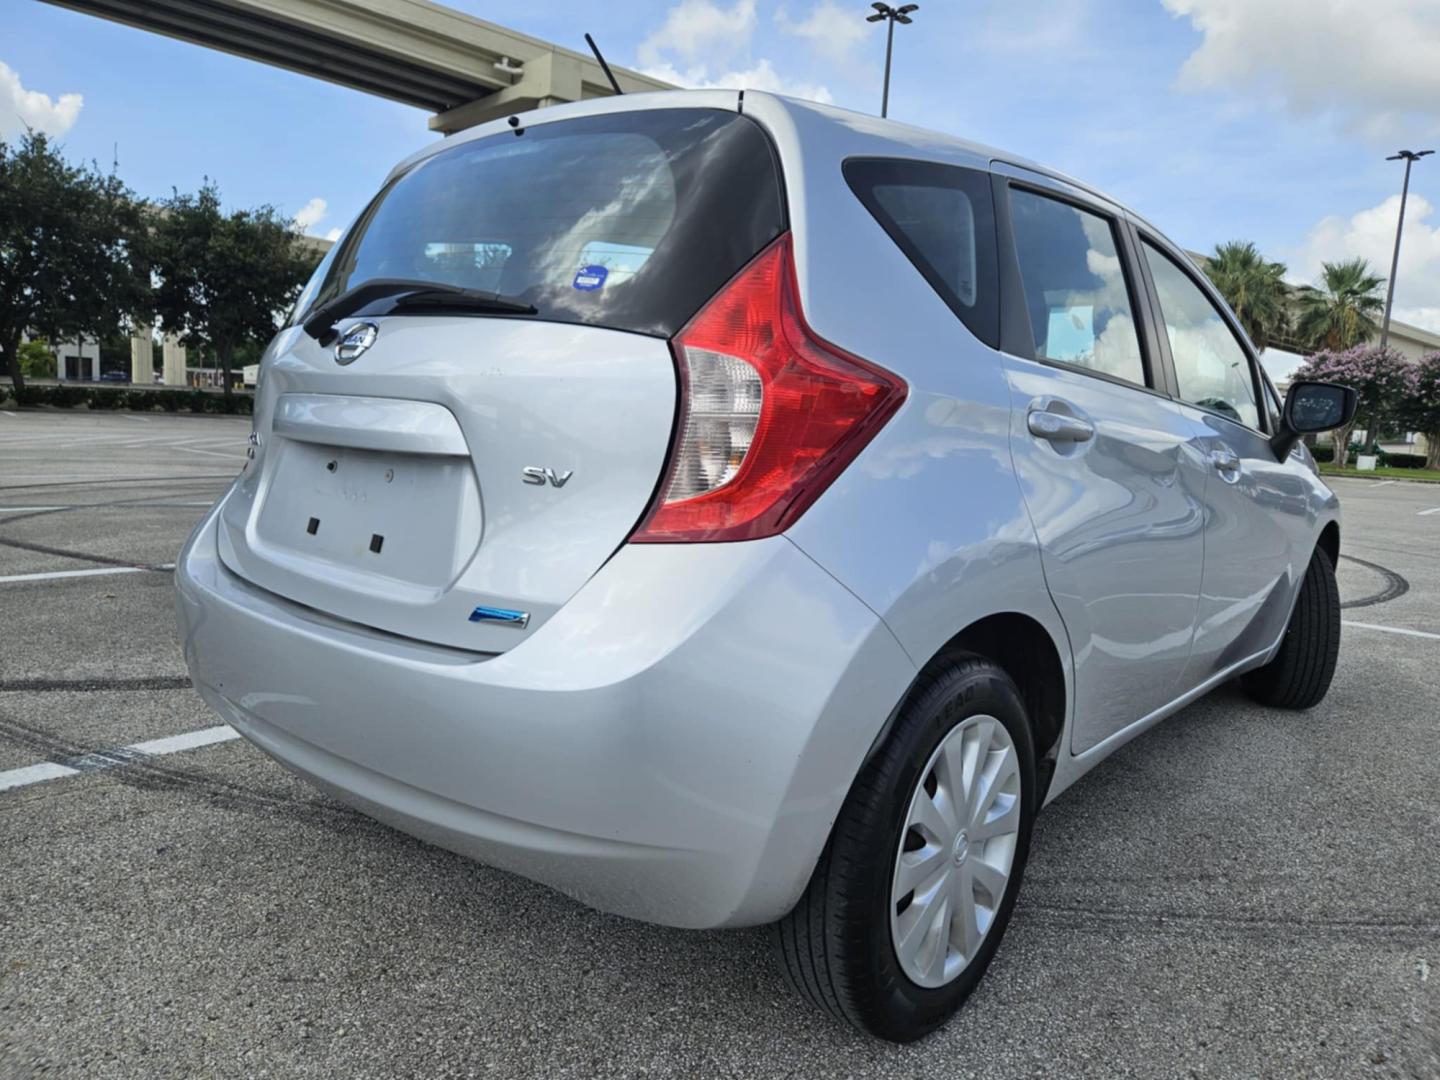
[176,498,914,928]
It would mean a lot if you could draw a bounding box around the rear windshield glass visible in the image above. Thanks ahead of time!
[294,108,786,338]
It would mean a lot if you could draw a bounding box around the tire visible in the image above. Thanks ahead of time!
[772,654,1037,1042]
[1242,546,1341,709]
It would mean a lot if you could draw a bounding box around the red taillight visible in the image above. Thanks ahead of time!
[631,233,907,543]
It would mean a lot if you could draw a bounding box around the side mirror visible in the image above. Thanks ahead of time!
[1271,381,1357,461]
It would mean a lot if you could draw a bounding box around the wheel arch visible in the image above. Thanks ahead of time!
[869,612,1068,803]
[1317,519,1340,567]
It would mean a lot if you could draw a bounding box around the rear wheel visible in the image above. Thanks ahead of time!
[772,654,1036,1042]
[1242,546,1341,709]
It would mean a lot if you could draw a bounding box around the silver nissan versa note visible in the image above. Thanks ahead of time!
[176,89,1357,1041]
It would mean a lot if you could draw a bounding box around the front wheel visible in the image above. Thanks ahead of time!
[1242,546,1341,710]
[772,654,1036,1042]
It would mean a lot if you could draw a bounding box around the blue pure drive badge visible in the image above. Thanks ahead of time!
[572,264,609,291]
[469,605,530,628]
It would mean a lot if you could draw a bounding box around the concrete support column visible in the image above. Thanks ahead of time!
[130,331,154,385]
[161,335,188,387]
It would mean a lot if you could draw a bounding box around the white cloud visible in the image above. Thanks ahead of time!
[1162,0,1440,137]
[1259,346,1307,383]
[776,1,867,64]
[1395,304,1440,329]
[324,227,342,242]
[1288,193,1440,334]
[640,58,833,103]
[293,196,328,233]
[977,0,1093,56]
[637,0,832,103]
[638,0,757,69]
[0,60,82,138]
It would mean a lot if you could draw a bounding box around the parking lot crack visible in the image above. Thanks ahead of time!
[0,534,171,571]
[0,711,366,830]
[0,675,193,693]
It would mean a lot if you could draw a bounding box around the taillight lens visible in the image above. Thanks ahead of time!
[632,234,907,543]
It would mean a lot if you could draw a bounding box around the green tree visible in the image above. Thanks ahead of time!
[1294,257,1386,352]
[1203,240,1290,351]
[1402,352,1440,470]
[17,338,56,378]
[0,132,150,393]
[98,329,136,376]
[151,182,318,397]
[1295,346,1415,467]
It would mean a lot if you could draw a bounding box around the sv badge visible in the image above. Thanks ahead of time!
[521,466,573,488]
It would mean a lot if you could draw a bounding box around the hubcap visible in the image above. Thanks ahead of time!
[951,831,969,866]
[889,714,1022,989]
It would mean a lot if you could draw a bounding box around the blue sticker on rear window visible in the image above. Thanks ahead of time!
[573,264,609,291]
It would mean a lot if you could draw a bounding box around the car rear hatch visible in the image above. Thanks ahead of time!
[218,103,786,653]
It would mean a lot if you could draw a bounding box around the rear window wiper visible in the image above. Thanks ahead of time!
[389,288,538,317]
[301,278,536,343]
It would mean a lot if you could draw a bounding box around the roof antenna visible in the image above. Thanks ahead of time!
[585,33,624,96]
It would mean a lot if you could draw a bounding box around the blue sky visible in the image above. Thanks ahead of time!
[4,0,1440,334]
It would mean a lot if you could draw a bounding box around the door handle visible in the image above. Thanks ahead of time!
[1027,409,1095,443]
[1210,447,1241,472]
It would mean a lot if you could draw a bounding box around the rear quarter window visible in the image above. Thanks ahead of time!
[298,109,787,338]
[843,158,1000,347]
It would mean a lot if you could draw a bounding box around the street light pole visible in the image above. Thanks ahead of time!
[1380,148,1433,349]
[866,3,918,119]
[882,14,895,119]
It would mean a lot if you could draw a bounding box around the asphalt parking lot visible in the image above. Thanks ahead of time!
[1,408,1437,1079]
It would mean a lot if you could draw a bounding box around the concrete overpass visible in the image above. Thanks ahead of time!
[39,0,674,133]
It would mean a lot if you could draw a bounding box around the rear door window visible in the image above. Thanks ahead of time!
[844,159,999,347]
[1007,188,1147,387]
[297,109,786,338]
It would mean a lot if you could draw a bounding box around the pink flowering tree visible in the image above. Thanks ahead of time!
[1402,352,1440,469]
[1293,346,1416,468]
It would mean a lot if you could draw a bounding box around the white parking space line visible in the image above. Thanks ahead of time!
[1,472,224,483]
[0,563,173,585]
[0,502,212,513]
[1344,620,1440,641]
[1370,480,1397,487]
[1419,507,1440,516]
[121,415,151,422]
[129,726,240,756]
[168,443,244,460]
[0,724,239,794]
[0,761,80,791]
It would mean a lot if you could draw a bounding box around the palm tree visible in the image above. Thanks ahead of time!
[1204,241,1290,350]
[1295,257,1386,352]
